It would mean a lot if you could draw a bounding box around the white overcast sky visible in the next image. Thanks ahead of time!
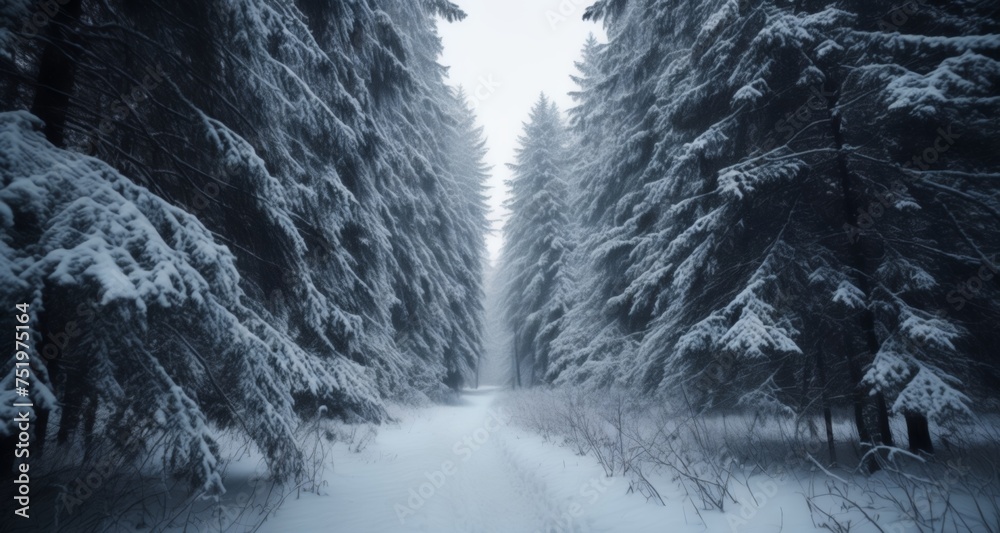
[438,0,605,264]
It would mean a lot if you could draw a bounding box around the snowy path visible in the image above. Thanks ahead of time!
[252,387,815,533]
[258,388,606,533]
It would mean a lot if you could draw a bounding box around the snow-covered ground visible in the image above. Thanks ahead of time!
[261,386,606,532]
[255,387,819,533]
[18,384,995,532]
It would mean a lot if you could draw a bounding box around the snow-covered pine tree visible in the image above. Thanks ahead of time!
[372,0,487,395]
[552,2,702,390]
[443,89,491,389]
[560,0,999,461]
[0,111,389,493]
[499,95,574,387]
[2,0,399,484]
[830,0,1000,453]
[546,35,606,385]
[0,0,490,504]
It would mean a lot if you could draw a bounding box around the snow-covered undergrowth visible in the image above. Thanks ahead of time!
[498,388,1000,532]
[10,410,384,532]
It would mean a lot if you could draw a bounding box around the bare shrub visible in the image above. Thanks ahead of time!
[499,387,1000,533]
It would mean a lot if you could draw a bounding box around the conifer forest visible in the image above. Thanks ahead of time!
[1,0,999,531]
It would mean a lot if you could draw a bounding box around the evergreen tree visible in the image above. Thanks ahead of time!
[558,0,1000,461]
[0,0,491,505]
[374,0,487,395]
[499,95,573,387]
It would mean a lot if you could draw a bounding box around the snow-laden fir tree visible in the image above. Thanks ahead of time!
[444,89,491,388]
[0,111,389,493]
[555,0,1000,462]
[546,36,610,385]
[0,0,490,512]
[499,95,574,387]
[373,0,487,395]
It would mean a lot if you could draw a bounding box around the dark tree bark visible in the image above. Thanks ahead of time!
[475,349,481,389]
[2,50,20,106]
[821,71,894,471]
[513,331,522,389]
[875,391,894,447]
[905,412,934,455]
[816,348,837,466]
[29,0,83,147]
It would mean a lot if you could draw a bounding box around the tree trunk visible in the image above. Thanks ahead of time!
[512,331,522,389]
[875,391,894,447]
[816,348,837,466]
[29,0,83,147]
[836,328,872,447]
[34,408,49,456]
[2,49,20,105]
[823,406,836,466]
[820,71,894,471]
[905,412,934,455]
[475,351,480,389]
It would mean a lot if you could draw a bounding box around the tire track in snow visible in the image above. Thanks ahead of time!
[260,388,598,533]
[402,389,593,532]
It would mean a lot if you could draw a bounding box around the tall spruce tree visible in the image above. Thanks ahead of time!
[499,95,573,387]
[0,0,491,510]
[554,0,1000,462]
